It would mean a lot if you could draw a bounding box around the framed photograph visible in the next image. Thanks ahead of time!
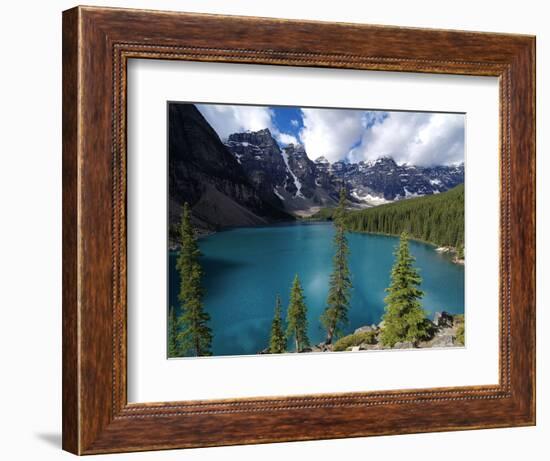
[62,6,535,455]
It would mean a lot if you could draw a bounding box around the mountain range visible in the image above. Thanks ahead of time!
[169,103,464,238]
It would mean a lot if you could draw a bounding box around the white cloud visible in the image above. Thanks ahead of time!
[196,104,464,166]
[290,119,299,127]
[351,112,464,166]
[197,104,275,140]
[299,108,365,163]
[197,104,297,146]
[275,132,298,145]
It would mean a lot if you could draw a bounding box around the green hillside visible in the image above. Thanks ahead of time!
[343,185,464,248]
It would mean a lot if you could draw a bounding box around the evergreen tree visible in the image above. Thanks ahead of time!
[380,232,429,347]
[269,295,286,354]
[176,203,212,356]
[456,323,465,346]
[343,184,464,249]
[286,275,310,352]
[321,188,352,344]
[456,244,465,260]
[167,305,180,357]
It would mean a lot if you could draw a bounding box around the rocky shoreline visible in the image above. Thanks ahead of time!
[260,311,464,354]
[435,246,465,265]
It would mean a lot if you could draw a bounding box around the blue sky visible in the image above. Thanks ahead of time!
[196,103,464,166]
[269,106,303,140]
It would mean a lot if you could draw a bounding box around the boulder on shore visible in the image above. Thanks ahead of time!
[393,341,415,350]
[429,333,455,347]
[433,311,454,328]
[354,324,378,335]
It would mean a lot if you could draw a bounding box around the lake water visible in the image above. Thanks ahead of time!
[169,222,464,356]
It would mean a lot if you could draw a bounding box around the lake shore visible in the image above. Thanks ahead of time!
[260,311,465,355]
[294,218,467,265]
[174,218,464,262]
[435,246,465,265]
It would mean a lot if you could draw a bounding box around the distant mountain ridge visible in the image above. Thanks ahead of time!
[224,128,464,209]
[321,155,464,202]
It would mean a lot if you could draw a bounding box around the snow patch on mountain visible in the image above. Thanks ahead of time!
[281,150,304,198]
[273,188,285,201]
[403,187,421,198]
[351,189,390,205]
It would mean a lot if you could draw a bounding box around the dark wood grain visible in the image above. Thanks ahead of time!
[62,5,536,455]
[62,7,79,455]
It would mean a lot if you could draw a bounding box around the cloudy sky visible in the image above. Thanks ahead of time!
[196,103,464,166]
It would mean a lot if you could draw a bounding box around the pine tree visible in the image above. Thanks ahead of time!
[167,305,180,357]
[344,184,464,249]
[269,295,286,354]
[456,244,465,260]
[321,188,352,344]
[176,202,212,356]
[456,323,465,346]
[286,275,310,352]
[380,232,429,347]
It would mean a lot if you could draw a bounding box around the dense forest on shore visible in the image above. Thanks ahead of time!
[344,184,464,248]
[311,184,464,249]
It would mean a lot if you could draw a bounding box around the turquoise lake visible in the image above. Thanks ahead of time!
[169,222,464,356]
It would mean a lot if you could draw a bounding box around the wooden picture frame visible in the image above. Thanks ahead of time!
[62,5,536,455]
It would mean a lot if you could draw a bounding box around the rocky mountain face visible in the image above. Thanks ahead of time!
[168,104,291,240]
[327,156,464,204]
[224,129,290,209]
[225,133,340,213]
[224,129,464,210]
